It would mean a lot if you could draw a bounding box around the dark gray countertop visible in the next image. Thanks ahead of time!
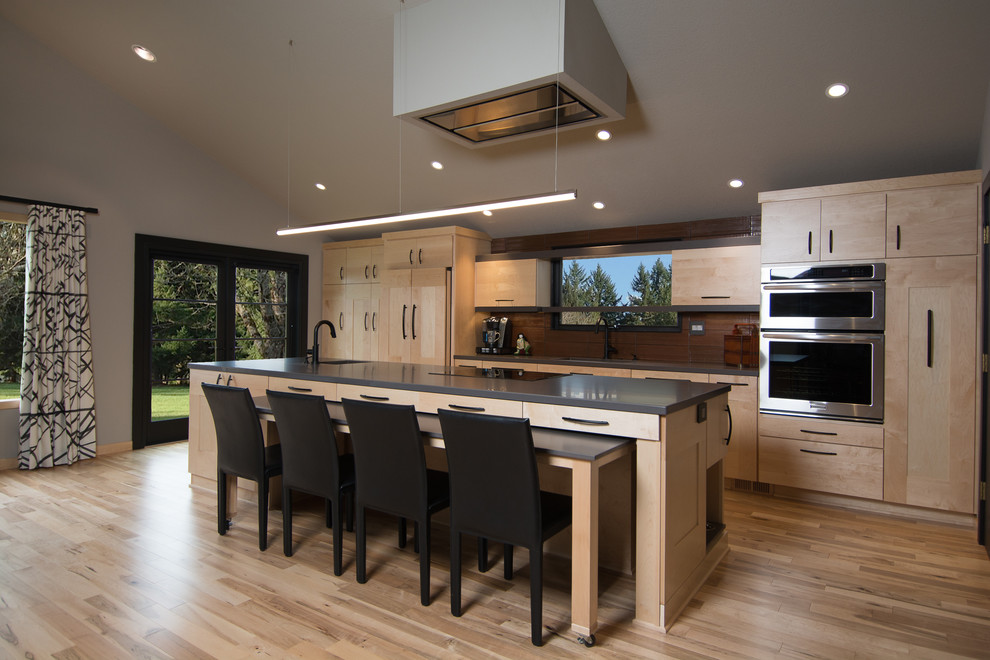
[455,354,758,378]
[190,358,730,415]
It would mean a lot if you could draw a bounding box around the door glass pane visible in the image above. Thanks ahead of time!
[234,267,288,360]
[152,259,219,421]
[0,220,26,399]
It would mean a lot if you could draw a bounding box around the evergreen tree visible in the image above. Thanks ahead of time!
[0,222,26,383]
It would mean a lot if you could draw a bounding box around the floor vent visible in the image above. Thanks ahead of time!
[726,478,774,495]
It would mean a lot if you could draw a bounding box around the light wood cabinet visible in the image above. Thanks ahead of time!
[758,413,884,499]
[710,374,758,481]
[886,184,979,258]
[474,258,551,307]
[760,198,821,263]
[883,256,977,513]
[187,369,270,485]
[670,245,760,305]
[323,246,348,284]
[351,285,381,361]
[384,234,454,269]
[345,245,384,284]
[320,284,350,360]
[760,194,885,264]
[383,268,449,365]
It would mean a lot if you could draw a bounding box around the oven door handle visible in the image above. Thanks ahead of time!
[761,282,880,292]
[760,331,883,342]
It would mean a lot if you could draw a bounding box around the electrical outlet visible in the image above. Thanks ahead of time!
[696,401,707,423]
[689,320,705,335]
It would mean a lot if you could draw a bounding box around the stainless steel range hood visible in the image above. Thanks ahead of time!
[394,0,627,147]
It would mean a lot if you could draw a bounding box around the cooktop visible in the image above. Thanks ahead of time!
[428,367,565,382]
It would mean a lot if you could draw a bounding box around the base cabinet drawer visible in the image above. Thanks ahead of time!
[337,384,419,407]
[523,402,659,440]
[268,377,337,400]
[418,392,523,418]
[759,435,883,499]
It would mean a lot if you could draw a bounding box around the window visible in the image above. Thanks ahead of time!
[556,253,679,328]
[0,215,27,402]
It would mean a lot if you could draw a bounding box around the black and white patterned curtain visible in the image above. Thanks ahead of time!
[18,205,96,469]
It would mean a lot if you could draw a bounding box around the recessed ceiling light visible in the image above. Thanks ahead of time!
[431,161,444,170]
[728,179,744,188]
[132,44,157,62]
[596,129,612,141]
[593,201,605,210]
[315,183,326,191]
[482,209,493,216]
[826,83,849,98]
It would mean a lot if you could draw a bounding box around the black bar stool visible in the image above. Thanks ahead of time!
[266,389,355,576]
[438,409,571,646]
[341,398,450,606]
[202,383,282,551]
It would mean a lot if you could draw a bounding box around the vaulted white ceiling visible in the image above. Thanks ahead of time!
[2,0,988,242]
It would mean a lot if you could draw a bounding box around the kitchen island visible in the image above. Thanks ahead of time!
[187,358,731,638]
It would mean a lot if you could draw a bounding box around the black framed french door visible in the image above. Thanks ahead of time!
[133,235,308,449]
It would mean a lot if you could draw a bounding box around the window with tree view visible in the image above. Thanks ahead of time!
[0,220,26,400]
[558,253,677,328]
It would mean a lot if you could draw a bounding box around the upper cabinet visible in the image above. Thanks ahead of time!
[886,184,979,258]
[323,238,383,284]
[474,258,551,308]
[384,234,454,269]
[671,245,760,305]
[759,171,981,264]
[761,193,885,264]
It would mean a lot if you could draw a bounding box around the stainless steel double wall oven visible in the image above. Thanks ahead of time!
[759,263,885,422]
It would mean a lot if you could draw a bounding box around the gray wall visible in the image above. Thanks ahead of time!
[0,17,324,460]
[982,81,990,181]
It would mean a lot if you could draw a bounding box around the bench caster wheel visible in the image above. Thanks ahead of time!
[578,634,596,648]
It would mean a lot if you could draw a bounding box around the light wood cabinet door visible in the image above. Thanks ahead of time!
[820,192,886,261]
[384,235,454,269]
[323,246,347,284]
[345,247,372,284]
[710,374,758,481]
[631,370,708,383]
[760,199,821,263]
[474,259,551,307]
[886,184,979,258]
[383,268,448,365]
[370,245,384,283]
[350,286,378,361]
[671,245,760,305]
[759,435,883,499]
[321,285,350,359]
[884,256,977,513]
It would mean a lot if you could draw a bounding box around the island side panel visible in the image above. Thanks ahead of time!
[634,404,709,631]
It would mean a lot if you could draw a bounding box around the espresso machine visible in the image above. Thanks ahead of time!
[478,316,512,354]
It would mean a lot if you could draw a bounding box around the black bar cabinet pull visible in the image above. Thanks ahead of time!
[339,266,344,281]
[829,229,833,253]
[287,386,312,393]
[411,304,417,339]
[226,375,233,386]
[372,312,376,331]
[927,309,934,368]
[800,448,838,456]
[339,312,343,329]
[364,312,368,331]
[401,305,407,339]
[896,225,901,250]
[360,394,389,401]
[561,416,610,426]
[800,429,838,436]
[408,249,413,265]
[724,404,732,445]
[701,295,731,299]
[448,404,485,412]
[365,265,369,279]
[372,264,377,279]
[808,231,813,255]
[716,381,748,386]
[215,373,223,384]
[418,248,423,264]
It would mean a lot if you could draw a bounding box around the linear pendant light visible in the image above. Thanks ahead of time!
[276,189,576,235]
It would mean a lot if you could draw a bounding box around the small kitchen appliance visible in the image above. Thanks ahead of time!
[478,316,513,354]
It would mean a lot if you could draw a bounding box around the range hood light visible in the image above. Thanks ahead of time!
[276,190,576,235]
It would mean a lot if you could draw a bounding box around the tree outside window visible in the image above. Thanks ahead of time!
[0,220,26,399]
[559,253,677,328]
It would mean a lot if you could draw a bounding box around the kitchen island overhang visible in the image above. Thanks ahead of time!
[187,358,731,637]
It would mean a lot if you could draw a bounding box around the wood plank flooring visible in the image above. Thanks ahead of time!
[1,441,989,659]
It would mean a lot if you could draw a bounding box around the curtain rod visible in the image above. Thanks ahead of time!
[0,194,99,215]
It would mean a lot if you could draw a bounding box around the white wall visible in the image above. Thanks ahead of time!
[0,17,324,460]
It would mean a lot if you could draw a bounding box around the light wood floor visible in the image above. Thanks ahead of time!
[2,442,990,659]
